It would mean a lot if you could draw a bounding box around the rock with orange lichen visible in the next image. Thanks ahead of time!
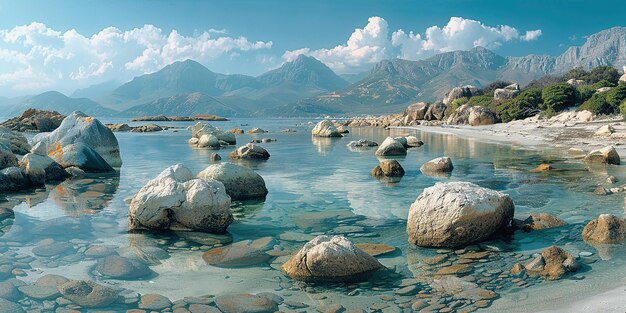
[31,111,121,169]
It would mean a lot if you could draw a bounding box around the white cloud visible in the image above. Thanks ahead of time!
[0,22,272,95]
[284,16,542,74]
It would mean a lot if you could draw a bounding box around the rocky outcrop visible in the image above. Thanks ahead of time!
[446,105,497,126]
[493,83,520,102]
[128,164,233,233]
[0,128,31,155]
[0,109,65,132]
[31,111,122,168]
[443,86,479,105]
[190,122,236,147]
[0,144,18,169]
[582,214,626,244]
[524,246,578,280]
[407,182,514,247]
[583,146,620,165]
[229,143,270,160]
[311,120,342,137]
[404,102,430,124]
[420,157,454,175]
[375,137,407,156]
[198,162,268,200]
[512,213,567,232]
[424,102,448,121]
[371,160,405,177]
[130,114,228,122]
[282,235,383,282]
[107,123,172,133]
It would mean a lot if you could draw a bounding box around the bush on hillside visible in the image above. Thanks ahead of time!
[541,83,579,112]
[451,97,469,111]
[496,88,542,122]
[466,95,494,107]
[605,84,626,109]
[588,66,620,85]
[578,93,612,115]
[620,99,626,118]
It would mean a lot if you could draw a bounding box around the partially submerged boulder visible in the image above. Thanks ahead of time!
[197,134,220,149]
[512,213,567,232]
[346,140,378,149]
[190,122,236,146]
[128,164,233,233]
[375,137,407,156]
[282,235,383,282]
[407,182,514,247]
[420,157,454,175]
[19,153,69,185]
[583,146,620,165]
[198,162,268,200]
[31,111,121,167]
[371,160,405,177]
[0,109,65,132]
[229,143,270,160]
[312,120,342,137]
[524,246,578,280]
[53,143,114,173]
[405,136,423,147]
[582,214,626,244]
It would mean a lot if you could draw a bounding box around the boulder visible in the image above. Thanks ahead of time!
[210,153,221,162]
[197,134,220,149]
[191,122,236,145]
[420,157,454,175]
[336,126,349,134]
[231,128,244,134]
[202,237,274,267]
[282,235,383,282]
[18,153,69,185]
[106,123,132,132]
[130,124,167,133]
[582,214,626,244]
[0,144,18,170]
[31,111,121,167]
[594,125,615,136]
[247,128,267,134]
[346,140,378,149]
[0,167,31,191]
[53,143,114,173]
[31,142,47,155]
[512,213,567,232]
[405,136,423,147]
[447,105,496,126]
[0,128,30,155]
[0,109,65,132]
[215,294,278,313]
[375,137,407,156]
[128,164,233,233]
[198,162,268,200]
[493,83,520,102]
[58,280,119,308]
[371,160,405,177]
[524,246,578,280]
[407,182,514,247]
[404,102,430,122]
[95,255,152,279]
[531,164,554,172]
[311,120,342,137]
[229,143,270,160]
[566,79,586,87]
[583,146,620,165]
[443,86,479,106]
[424,102,448,121]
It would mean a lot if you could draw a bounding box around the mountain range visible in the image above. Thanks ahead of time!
[1,27,625,117]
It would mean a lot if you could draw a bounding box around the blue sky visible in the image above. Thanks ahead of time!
[0,0,625,96]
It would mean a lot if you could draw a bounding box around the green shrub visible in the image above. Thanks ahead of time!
[590,80,616,89]
[541,83,578,112]
[577,85,595,103]
[451,97,469,111]
[496,87,542,122]
[588,66,620,84]
[620,99,626,118]
[466,95,494,107]
[605,84,626,110]
[578,92,613,115]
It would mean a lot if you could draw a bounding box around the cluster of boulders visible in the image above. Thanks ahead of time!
[229,143,270,160]
[446,105,497,126]
[130,114,228,121]
[375,136,423,156]
[311,120,343,137]
[188,122,236,149]
[0,109,65,132]
[106,123,174,132]
[1,111,121,192]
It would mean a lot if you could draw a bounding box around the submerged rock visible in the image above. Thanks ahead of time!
[371,160,405,177]
[512,213,567,232]
[375,137,407,156]
[407,182,514,247]
[202,237,274,267]
[31,111,122,167]
[229,143,270,160]
[346,139,378,149]
[198,162,268,200]
[215,294,278,313]
[95,255,152,279]
[282,235,383,282]
[524,246,578,280]
[582,214,626,244]
[583,146,620,165]
[128,164,233,233]
[420,157,453,175]
[58,280,119,308]
[311,120,342,137]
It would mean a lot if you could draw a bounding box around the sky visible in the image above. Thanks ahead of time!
[0,0,625,97]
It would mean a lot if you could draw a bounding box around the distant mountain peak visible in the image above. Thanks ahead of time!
[256,54,349,91]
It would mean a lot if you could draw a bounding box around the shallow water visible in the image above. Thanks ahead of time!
[1,118,625,312]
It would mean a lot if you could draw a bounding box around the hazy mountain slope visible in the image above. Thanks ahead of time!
[121,92,245,117]
[70,80,121,99]
[9,91,115,117]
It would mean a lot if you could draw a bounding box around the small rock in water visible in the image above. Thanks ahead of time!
[214,294,278,313]
[139,293,172,310]
[95,255,152,279]
[354,243,397,257]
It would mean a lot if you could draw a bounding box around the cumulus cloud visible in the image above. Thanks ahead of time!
[0,22,272,95]
[284,16,542,74]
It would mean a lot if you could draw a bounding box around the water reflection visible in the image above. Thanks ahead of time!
[311,136,343,155]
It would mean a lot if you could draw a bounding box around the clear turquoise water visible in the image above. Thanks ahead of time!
[1,118,625,311]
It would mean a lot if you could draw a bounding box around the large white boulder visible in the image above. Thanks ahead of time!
[311,120,342,137]
[197,134,220,149]
[375,137,407,156]
[31,111,121,167]
[282,235,383,282]
[407,182,514,247]
[583,146,620,165]
[191,122,236,145]
[198,162,268,200]
[129,164,233,233]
